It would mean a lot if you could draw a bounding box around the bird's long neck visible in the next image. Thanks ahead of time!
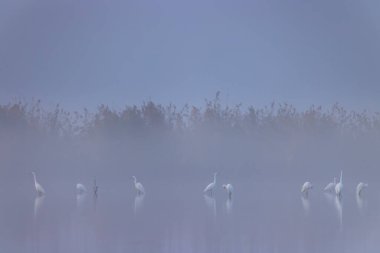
[133,177,137,184]
[340,171,343,183]
[213,174,216,184]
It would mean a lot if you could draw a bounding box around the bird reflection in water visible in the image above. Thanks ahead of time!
[226,196,233,214]
[34,195,45,219]
[356,193,366,214]
[134,193,145,215]
[204,194,216,218]
[76,190,87,216]
[301,195,310,215]
[356,188,368,216]
[93,179,99,212]
[222,184,233,214]
[334,196,343,231]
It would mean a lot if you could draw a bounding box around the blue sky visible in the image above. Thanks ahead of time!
[1,0,380,111]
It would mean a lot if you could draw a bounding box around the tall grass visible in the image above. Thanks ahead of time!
[1,93,379,180]
[1,94,379,138]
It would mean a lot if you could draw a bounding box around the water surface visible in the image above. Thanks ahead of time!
[0,178,379,253]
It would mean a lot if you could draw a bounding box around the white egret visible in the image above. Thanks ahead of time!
[301,181,313,196]
[324,177,337,192]
[204,172,218,195]
[132,176,145,195]
[335,171,343,197]
[32,172,45,196]
[356,182,368,196]
[76,183,87,194]
[222,184,233,198]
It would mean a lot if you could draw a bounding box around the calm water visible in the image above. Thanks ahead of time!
[0,178,379,253]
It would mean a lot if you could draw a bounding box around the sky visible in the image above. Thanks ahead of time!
[0,0,380,111]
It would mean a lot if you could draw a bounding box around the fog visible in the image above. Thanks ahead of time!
[1,95,380,252]
[1,94,379,184]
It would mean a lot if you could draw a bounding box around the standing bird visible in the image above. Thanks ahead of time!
[301,181,313,196]
[132,176,145,195]
[204,172,218,195]
[76,183,87,194]
[324,177,337,192]
[356,182,368,196]
[32,172,45,196]
[335,171,343,197]
[222,184,233,198]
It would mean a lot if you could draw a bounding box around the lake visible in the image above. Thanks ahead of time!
[0,177,379,253]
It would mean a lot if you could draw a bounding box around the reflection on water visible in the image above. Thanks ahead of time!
[334,196,343,231]
[76,192,87,209]
[204,194,216,217]
[301,195,310,215]
[323,192,335,205]
[93,193,98,212]
[1,180,380,253]
[34,195,45,219]
[225,196,233,214]
[134,193,145,215]
[356,193,367,215]
[93,179,99,197]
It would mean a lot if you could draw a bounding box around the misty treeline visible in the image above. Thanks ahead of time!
[1,93,380,182]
